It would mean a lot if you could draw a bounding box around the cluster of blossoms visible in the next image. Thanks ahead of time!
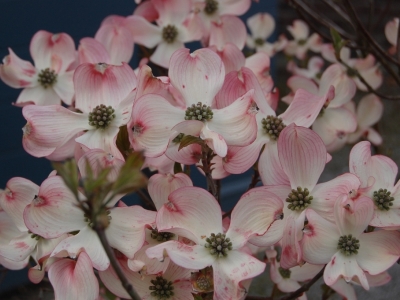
[1,1,400,299]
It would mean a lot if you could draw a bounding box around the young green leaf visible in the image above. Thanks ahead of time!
[179,135,204,151]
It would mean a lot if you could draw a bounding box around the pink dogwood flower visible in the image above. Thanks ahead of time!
[22,62,137,160]
[385,18,399,54]
[194,0,251,45]
[283,64,357,152]
[146,186,283,299]
[321,45,382,91]
[349,141,400,227]
[100,256,193,300]
[246,13,287,57]
[287,56,324,81]
[127,0,202,68]
[302,197,400,289]
[48,251,99,300]
[129,48,259,158]
[251,125,362,269]
[0,30,76,105]
[346,94,383,146]
[0,176,67,265]
[22,175,155,271]
[221,86,328,178]
[284,20,322,59]
[266,247,323,299]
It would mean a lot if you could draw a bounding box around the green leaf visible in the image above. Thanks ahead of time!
[111,152,147,195]
[330,27,345,59]
[179,135,204,151]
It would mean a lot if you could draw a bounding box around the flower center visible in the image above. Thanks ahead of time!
[204,0,219,15]
[255,38,265,46]
[337,234,360,256]
[204,232,232,257]
[88,104,116,129]
[185,102,213,122]
[286,187,313,211]
[373,188,394,211]
[38,68,57,88]
[28,230,41,240]
[278,267,291,279]
[191,267,214,293]
[261,115,286,140]
[84,210,111,228]
[298,39,307,46]
[346,68,357,78]
[337,131,346,139]
[32,195,45,206]
[150,228,175,242]
[162,25,178,44]
[196,276,212,291]
[149,276,174,299]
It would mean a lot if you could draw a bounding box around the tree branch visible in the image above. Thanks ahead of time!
[342,0,400,70]
[292,0,355,40]
[200,145,218,202]
[94,225,141,300]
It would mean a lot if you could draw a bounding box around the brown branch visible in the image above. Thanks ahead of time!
[200,145,218,202]
[279,266,326,300]
[248,168,260,190]
[290,0,400,98]
[137,189,156,211]
[397,20,400,73]
[321,0,351,24]
[342,0,400,69]
[339,53,400,100]
[288,0,360,50]
[373,0,392,30]
[291,0,355,40]
[94,225,141,300]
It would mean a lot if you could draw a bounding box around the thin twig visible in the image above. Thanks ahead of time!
[373,0,392,30]
[137,189,156,210]
[288,0,359,50]
[292,0,355,40]
[200,145,218,201]
[248,168,260,190]
[339,55,400,100]
[321,0,351,24]
[397,21,400,73]
[279,266,326,300]
[94,226,141,300]
[343,0,400,69]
